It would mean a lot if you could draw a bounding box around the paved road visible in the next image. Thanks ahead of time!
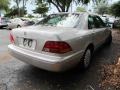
[0,29,120,90]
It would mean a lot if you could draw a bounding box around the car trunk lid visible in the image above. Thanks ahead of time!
[11,25,79,53]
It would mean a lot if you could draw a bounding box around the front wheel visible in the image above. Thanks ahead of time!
[105,34,112,45]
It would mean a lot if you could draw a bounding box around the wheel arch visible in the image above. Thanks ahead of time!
[86,43,94,54]
[17,24,21,28]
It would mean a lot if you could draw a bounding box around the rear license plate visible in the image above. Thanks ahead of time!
[18,38,36,50]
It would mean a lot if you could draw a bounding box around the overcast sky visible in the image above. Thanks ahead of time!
[10,0,119,14]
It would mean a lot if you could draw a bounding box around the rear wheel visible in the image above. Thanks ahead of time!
[6,26,11,30]
[80,48,92,70]
[17,25,21,28]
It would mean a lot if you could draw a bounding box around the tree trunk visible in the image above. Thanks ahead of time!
[23,0,25,17]
[51,1,61,12]
[51,0,72,12]
[61,7,65,12]
[66,3,71,12]
[18,7,20,17]
[16,0,20,17]
[0,11,1,17]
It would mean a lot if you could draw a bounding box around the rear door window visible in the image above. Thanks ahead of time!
[93,16,106,28]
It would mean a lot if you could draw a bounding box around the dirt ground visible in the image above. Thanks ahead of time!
[100,30,120,90]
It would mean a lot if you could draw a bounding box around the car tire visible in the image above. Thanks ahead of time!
[17,25,21,28]
[80,48,92,70]
[105,34,112,45]
[6,26,11,30]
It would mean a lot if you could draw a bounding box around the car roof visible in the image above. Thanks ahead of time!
[50,12,98,16]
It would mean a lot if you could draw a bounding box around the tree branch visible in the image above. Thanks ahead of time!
[66,2,70,12]
[51,1,61,12]
[56,0,63,10]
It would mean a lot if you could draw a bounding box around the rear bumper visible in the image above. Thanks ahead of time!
[0,24,8,28]
[8,44,84,72]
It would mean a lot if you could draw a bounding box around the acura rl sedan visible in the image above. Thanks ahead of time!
[8,12,112,72]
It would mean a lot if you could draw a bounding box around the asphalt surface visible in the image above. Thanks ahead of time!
[0,29,120,90]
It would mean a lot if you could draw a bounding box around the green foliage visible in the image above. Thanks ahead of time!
[76,7,86,12]
[0,0,9,11]
[110,1,120,17]
[94,0,109,15]
[93,0,108,5]
[77,0,90,4]
[27,14,34,18]
[13,0,29,17]
[35,0,90,12]
[13,0,22,8]
[5,7,27,17]
[34,3,48,15]
[95,6,109,15]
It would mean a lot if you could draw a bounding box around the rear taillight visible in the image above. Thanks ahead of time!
[42,41,72,54]
[10,32,15,43]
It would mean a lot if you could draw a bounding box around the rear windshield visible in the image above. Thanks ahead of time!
[36,14,82,28]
